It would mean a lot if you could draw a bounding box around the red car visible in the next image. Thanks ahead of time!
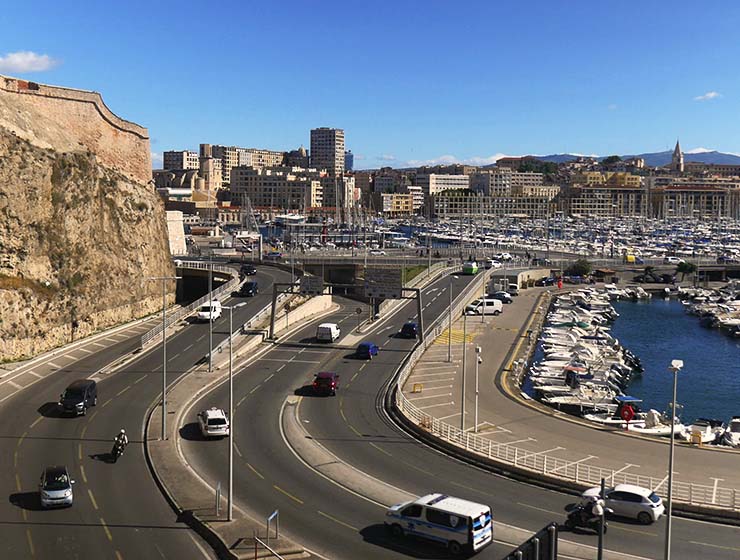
[313,372,339,396]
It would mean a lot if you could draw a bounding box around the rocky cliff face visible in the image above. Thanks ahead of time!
[0,87,173,361]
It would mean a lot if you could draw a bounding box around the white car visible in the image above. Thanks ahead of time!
[663,256,685,265]
[490,259,502,269]
[581,483,664,524]
[369,249,386,256]
[197,407,230,438]
[196,301,222,322]
[494,252,513,261]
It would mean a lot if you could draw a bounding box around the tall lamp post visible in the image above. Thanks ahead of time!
[664,359,683,560]
[460,309,468,431]
[474,347,482,432]
[208,257,214,373]
[148,274,181,441]
[223,302,246,522]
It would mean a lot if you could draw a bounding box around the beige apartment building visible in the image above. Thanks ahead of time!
[563,185,648,217]
[470,169,545,197]
[163,150,200,171]
[416,173,470,196]
[374,193,415,217]
[429,192,552,219]
[230,167,322,211]
[310,127,345,177]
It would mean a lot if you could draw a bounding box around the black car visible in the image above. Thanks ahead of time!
[488,291,513,304]
[237,280,259,297]
[59,379,97,416]
[536,276,556,287]
[240,264,257,277]
[399,322,418,339]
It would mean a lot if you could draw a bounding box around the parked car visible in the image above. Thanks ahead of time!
[663,256,685,265]
[494,252,513,261]
[399,322,418,339]
[536,276,556,287]
[488,291,513,304]
[581,484,664,525]
[465,298,503,315]
[506,284,520,296]
[313,371,340,396]
[356,342,379,359]
[531,257,553,266]
[237,280,259,297]
[58,379,97,416]
[39,466,75,508]
[197,407,230,438]
[265,251,283,261]
[369,249,386,256]
[240,263,257,277]
[196,300,222,322]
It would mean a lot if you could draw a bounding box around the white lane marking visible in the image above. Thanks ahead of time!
[91,342,107,349]
[417,401,456,410]
[77,347,95,355]
[515,447,562,462]
[183,344,194,351]
[27,370,42,379]
[7,380,22,389]
[407,392,452,401]
[547,455,597,475]
[260,358,320,364]
[436,412,462,421]
[408,382,453,390]
[264,374,275,382]
[276,364,286,372]
[47,361,63,369]
[64,353,80,361]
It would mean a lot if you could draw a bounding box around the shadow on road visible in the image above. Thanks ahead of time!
[294,385,335,398]
[9,492,44,511]
[360,524,459,558]
[179,422,207,441]
[89,452,118,464]
[37,402,69,419]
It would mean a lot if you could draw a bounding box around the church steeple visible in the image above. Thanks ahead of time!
[672,139,684,173]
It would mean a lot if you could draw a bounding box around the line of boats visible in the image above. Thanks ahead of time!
[526,287,740,447]
[679,280,740,337]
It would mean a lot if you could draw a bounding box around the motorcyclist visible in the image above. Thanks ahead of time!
[580,496,604,524]
[114,429,129,451]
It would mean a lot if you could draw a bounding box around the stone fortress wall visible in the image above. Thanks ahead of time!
[0,75,151,184]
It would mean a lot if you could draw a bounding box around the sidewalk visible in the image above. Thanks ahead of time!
[401,286,740,518]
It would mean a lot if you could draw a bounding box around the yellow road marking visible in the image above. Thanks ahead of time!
[318,510,358,531]
[13,450,18,468]
[116,386,130,397]
[88,489,99,510]
[347,424,361,436]
[246,462,264,480]
[100,517,113,542]
[88,410,98,422]
[22,509,27,522]
[17,431,27,448]
[78,444,82,461]
[80,425,88,438]
[80,465,88,484]
[689,541,740,552]
[101,398,112,408]
[273,485,303,504]
[351,372,359,382]
[369,442,392,457]
[29,417,43,429]
[26,529,35,557]
[237,395,248,407]
[115,551,123,560]
[249,384,261,394]
[134,375,147,384]
[15,473,22,492]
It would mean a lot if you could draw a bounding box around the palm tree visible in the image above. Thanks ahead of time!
[676,261,697,282]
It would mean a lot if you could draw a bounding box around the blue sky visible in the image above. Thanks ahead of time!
[2,1,739,169]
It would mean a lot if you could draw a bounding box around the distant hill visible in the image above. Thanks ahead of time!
[532,150,740,167]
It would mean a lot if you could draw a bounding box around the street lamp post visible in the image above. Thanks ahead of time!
[664,359,683,560]
[208,258,214,373]
[147,275,181,441]
[475,347,482,432]
[460,310,467,431]
[447,274,459,363]
[223,302,246,522]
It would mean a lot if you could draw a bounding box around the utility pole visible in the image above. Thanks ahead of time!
[460,310,467,431]
[208,258,213,372]
[664,359,683,560]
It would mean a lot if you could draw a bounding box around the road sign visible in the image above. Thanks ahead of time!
[300,275,324,295]
[365,268,402,299]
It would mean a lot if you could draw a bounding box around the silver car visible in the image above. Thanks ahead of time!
[40,466,74,508]
[582,483,664,524]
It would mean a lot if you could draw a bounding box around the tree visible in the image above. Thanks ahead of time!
[602,155,622,166]
[566,258,592,277]
[676,261,697,282]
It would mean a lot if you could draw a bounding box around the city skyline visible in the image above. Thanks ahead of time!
[3,1,740,169]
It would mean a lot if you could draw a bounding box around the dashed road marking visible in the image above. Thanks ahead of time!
[26,529,35,557]
[116,386,131,397]
[47,361,63,369]
[246,462,264,479]
[318,510,358,531]
[17,431,27,448]
[689,541,740,552]
[80,465,88,484]
[101,398,113,408]
[134,375,147,384]
[274,485,303,504]
[29,417,43,429]
[249,384,261,394]
[100,517,113,541]
[88,489,99,510]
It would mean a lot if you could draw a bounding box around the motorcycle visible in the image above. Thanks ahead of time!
[111,439,126,462]
[564,504,611,534]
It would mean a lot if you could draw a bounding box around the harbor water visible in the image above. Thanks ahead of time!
[611,298,740,425]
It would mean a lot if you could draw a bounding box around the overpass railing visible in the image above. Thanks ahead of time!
[141,261,240,348]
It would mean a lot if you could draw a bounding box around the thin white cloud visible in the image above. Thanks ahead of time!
[607,104,618,111]
[0,51,59,73]
[694,91,721,101]
[377,154,397,162]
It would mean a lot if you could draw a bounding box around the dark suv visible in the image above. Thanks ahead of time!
[399,322,418,339]
[238,280,259,297]
[312,372,339,396]
[59,379,97,416]
[240,264,257,277]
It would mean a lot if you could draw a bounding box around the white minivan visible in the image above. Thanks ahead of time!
[464,298,503,316]
[196,300,222,322]
[316,322,341,342]
[386,493,493,555]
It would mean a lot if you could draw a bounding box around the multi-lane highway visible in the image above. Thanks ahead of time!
[181,272,740,559]
[0,266,293,559]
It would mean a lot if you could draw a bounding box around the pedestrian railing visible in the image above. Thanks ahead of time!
[392,289,740,513]
[140,261,240,348]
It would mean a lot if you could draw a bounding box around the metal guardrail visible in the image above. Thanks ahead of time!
[141,261,240,347]
[393,285,740,512]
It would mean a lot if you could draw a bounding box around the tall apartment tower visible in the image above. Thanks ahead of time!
[310,127,345,177]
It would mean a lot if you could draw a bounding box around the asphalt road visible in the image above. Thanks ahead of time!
[0,265,292,559]
[183,272,740,559]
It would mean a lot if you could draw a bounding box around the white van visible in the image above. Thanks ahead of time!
[196,300,222,322]
[386,493,493,555]
[464,298,503,316]
[316,322,341,342]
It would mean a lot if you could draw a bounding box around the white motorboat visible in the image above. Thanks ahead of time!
[627,409,685,437]
[678,418,725,444]
[721,417,740,447]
